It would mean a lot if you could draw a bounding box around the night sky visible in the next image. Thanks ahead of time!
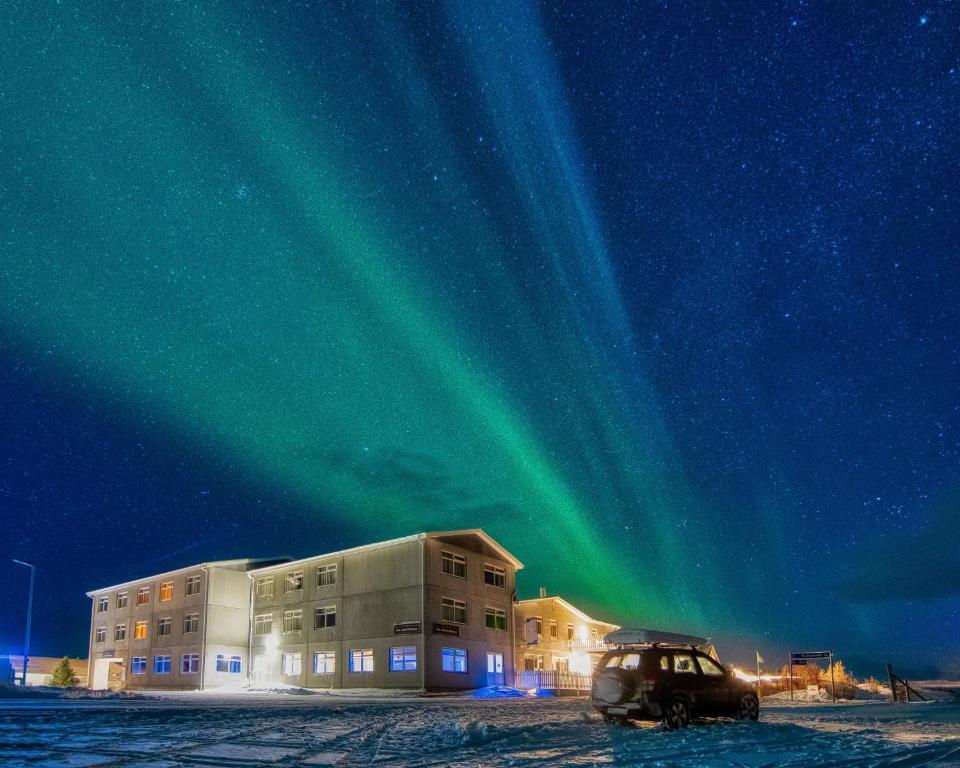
[1,1,958,679]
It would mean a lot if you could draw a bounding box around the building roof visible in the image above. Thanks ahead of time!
[515,594,619,628]
[85,557,288,597]
[248,528,523,574]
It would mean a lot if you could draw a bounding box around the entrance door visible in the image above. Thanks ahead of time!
[486,653,504,687]
[91,658,125,690]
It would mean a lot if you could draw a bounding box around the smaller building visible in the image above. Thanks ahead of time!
[2,656,88,687]
[514,590,619,692]
[86,558,286,690]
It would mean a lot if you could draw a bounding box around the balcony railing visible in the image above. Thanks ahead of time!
[567,638,609,653]
[517,670,592,692]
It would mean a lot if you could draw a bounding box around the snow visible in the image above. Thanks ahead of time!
[0,691,958,766]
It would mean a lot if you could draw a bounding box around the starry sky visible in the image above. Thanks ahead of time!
[1,1,958,679]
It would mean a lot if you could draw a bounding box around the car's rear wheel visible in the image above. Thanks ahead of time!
[736,692,759,721]
[662,696,690,730]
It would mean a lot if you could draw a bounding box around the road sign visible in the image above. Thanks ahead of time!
[792,651,831,660]
[791,659,807,665]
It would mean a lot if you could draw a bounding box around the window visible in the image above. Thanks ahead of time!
[282,652,302,676]
[134,620,148,640]
[116,592,128,609]
[95,626,106,643]
[114,623,126,641]
[534,616,543,636]
[254,614,273,636]
[216,654,242,673]
[524,654,543,672]
[314,606,336,629]
[441,597,467,624]
[255,576,274,598]
[390,646,417,672]
[316,564,337,587]
[131,656,146,675]
[159,581,174,601]
[314,651,335,675]
[136,587,150,606]
[97,596,108,613]
[181,653,200,674]
[483,564,505,588]
[549,620,558,638]
[554,658,569,672]
[441,647,467,673]
[674,653,697,674]
[283,609,303,633]
[158,617,172,636]
[441,550,467,579]
[697,655,725,677]
[185,574,202,596]
[285,570,304,592]
[567,624,575,641]
[183,612,199,634]
[154,655,171,674]
[349,648,374,673]
[484,607,507,631]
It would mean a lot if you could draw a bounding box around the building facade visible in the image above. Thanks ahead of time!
[248,529,522,691]
[514,592,619,690]
[85,558,283,690]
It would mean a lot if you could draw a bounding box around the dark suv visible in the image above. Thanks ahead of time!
[591,634,759,730]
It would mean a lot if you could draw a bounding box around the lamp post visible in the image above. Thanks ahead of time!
[12,560,36,687]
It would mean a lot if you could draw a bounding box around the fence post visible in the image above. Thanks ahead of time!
[886,663,898,703]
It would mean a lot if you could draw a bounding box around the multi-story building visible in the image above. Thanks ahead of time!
[514,590,619,691]
[86,558,285,690]
[248,529,522,691]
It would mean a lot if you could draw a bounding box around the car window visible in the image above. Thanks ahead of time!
[673,653,697,674]
[697,655,725,677]
[601,655,623,669]
[659,655,670,671]
[621,653,641,670]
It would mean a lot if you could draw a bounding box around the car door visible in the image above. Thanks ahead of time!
[671,652,703,710]
[694,653,732,714]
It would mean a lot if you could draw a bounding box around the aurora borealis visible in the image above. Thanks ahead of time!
[2,1,958,677]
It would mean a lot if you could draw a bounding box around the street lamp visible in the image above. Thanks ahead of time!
[11,560,36,687]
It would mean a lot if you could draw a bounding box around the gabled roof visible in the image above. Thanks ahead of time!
[515,594,619,627]
[86,557,288,597]
[426,529,524,569]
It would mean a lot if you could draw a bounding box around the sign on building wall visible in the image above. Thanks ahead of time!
[394,622,421,635]
[432,623,460,636]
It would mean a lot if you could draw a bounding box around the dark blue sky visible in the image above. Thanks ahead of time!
[1,1,958,678]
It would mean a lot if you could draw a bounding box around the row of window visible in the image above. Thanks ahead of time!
[130,653,241,676]
[254,606,336,635]
[95,613,200,643]
[271,647,469,676]
[441,598,507,631]
[96,576,202,613]
[255,563,337,598]
[528,617,597,642]
[440,551,506,589]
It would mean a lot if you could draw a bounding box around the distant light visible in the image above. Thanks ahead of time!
[919,15,928,25]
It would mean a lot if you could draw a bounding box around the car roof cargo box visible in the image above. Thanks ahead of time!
[605,628,709,647]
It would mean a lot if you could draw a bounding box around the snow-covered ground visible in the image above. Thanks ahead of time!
[1,691,958,767]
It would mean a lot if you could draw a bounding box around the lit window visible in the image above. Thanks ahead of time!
[254,614,273,636]
[97,596,109,613]
[314,651,335,675]
[116,592,128,609]
[185,574,202,596]
[441,551,467,579]
[159,581,174,601]
[285,570,304,592]
[255,576,274,598]
[134,620,148,640]
[157,617,172,636]
[316,564,337,587]
[390,646,417,672]
[566,624,574,641]
[349,648,374,673]
[114,623,126,641]
[550,620,558,638]
[283,609,303,632]
[181,654,200,674]
[183,613,199,634]
[215,654,241,673]
[282,652,302,676]
[154,655,171,674]
[314,606,336,629]
[483,564,505,588]
[441,647,467,673]
[441,597,467,624]
[484,607,507,631]
[95,626,106,643]
[131,657,147,675]
[136,587,150,606]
